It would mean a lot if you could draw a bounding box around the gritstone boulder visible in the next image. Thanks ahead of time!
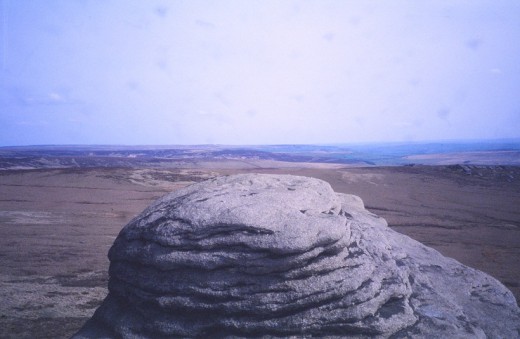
[73,174,520,338]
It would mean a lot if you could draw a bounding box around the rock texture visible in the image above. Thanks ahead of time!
[74,174,520,338]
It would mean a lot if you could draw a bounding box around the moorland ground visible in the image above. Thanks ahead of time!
[1,163,519,338]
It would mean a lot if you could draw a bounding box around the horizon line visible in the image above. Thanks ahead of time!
[1,137,520,149]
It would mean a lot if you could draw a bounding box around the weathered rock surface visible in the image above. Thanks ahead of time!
[74,174,520,338]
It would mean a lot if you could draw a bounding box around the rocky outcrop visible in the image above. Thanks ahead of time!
[74,174,520,338]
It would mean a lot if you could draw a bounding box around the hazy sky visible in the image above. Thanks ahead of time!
[1,1,520,145]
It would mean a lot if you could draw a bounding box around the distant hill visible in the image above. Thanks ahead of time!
[0,140,519,170]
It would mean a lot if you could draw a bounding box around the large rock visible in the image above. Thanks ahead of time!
[74,174,520,338]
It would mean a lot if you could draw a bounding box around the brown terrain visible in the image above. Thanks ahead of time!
[0,162,519,338]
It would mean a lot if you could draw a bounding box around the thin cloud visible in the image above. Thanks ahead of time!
[195,19,216,29]
[437,108,450,120]
[155,6,168,18]
[48,92,64,102]
[466,38,482,51]
[322,32,335,42]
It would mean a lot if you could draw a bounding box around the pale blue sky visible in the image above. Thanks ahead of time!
[1,0,519,145]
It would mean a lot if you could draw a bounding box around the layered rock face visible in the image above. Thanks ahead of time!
[74,174,520,338]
